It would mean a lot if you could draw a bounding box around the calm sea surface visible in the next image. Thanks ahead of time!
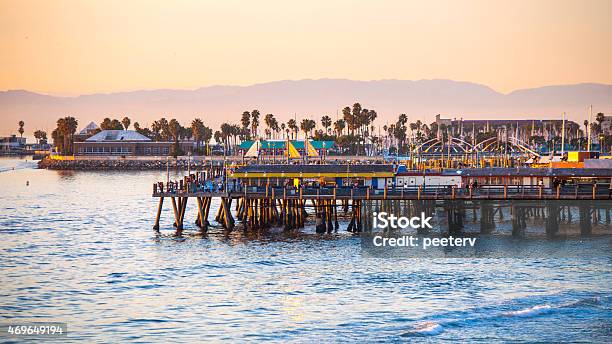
[0,157,610,342]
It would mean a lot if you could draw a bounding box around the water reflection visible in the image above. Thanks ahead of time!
[0,157,610,342]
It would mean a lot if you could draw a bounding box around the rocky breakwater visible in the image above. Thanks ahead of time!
[38,157,214,170]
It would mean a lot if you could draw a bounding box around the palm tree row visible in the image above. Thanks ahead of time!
[49,106,605,156]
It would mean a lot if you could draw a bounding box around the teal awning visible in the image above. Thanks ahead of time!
[238,140,335,150]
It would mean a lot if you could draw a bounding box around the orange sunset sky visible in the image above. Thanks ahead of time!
[1,0,611,96]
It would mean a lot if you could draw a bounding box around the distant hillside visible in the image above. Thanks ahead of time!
[1,79,611,135]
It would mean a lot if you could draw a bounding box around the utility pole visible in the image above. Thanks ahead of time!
[561,112,566,156]
[588,105,593,151]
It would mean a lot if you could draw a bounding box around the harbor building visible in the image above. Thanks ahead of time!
[75,130,171,156]
[0,135,26,154]
[74,129,200,156]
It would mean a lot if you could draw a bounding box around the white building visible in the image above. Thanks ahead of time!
[0,135,26,153]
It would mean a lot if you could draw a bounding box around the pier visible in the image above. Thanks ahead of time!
[151,164,612,235]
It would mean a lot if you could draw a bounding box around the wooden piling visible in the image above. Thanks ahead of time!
[153,197,164,230]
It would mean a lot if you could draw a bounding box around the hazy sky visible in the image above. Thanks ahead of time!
[1,0,610,95]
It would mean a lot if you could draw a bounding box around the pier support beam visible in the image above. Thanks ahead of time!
[511,204,526,238]
[480,202,495,234]
[579,203,592,236]
[447,201,464,235]
[153,197,164,230]
[545,202,560,237]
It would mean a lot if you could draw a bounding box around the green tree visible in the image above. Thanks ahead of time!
[100,117,123,130]
[100,118,112,130]
[33,129,47,145]
[18,121,25,137]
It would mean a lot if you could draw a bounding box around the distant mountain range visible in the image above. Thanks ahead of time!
[1,79,611,135]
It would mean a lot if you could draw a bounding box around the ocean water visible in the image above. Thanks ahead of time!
[0,157,610,343]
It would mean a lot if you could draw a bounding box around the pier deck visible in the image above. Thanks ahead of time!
[153,184,612,201]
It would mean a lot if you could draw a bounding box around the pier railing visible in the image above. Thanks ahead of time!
[153,182,612,200]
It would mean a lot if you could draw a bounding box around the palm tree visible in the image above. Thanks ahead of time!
[191,118,205,152]
[241,111,251,127]
[287,119,298,139]
[387,124,395,147]
[202,126,213,155]
[321,115,332,134]
[409,122,418,136]
[264,114,275,139]
[168,119,182,156]
[368,110,377,128]
[181,126,193,141]
[159,118,170,141]
[251,109,260,138]
[121,116,131,130]
[272,120,280,139]
[300,119,316,138]
[596,113,605,137]
[66,117,78,154]
[18,121,25,137]
[334,119,345,137]
[55,116,78,155]
[342,106,354,135]
[351,103,362,133]
[150,121,162,141]
[55,119,66,152]
[51,128,61,152]
[394,122,407,154]
[220,123,232,153]
[231,124,241,151]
